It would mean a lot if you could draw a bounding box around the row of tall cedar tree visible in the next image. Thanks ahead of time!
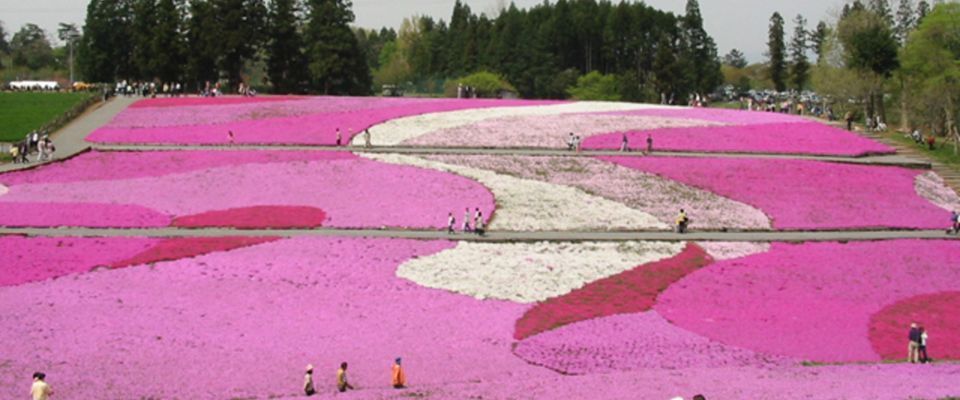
[78,0,723,101]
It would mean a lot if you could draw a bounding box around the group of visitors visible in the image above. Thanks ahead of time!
[115,80,184,97]
[304,358,405,395]
[447,208,485,235]
[236,82,258,97]
[456,83,478,99]
[688,93,709,108]
[911,129,939,150]
[565,132,582,151]
[908,323,931,363]
[9,131,54,164]
[565,133,654,153]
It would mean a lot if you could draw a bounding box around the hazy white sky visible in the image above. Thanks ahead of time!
[0,0,843,61]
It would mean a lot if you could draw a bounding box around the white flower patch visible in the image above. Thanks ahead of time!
[353,101,668,146]
[0,183,7,198]
[696,242,771,261]
[915,171,960,212]
[396,241,686,303]
[363,153,667,231]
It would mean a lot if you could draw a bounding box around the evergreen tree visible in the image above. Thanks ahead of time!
[894,0,916,46]
[870,0,895,26]
[79,0,135,81]
[0,22,8,68]
[0,22,10,55]
[917,0,930,22]
[767,12,787,92]
[810,21,829,62]
[304,0,371,94]
[723,49,748,68]
[213,0,266,87]
[131,0,158,79]
[790,14,810,90]
[152,0,184,82]
[653,36,679,104]
[682,0,722,95]
[267,0,308,93]
[184,0,218,87]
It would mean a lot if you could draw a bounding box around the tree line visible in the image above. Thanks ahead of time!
[768,0,957,148]
[77,0,371,95]
[65,0,723,101]
[362,0,722,102]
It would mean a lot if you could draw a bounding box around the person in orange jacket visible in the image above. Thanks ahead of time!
[391,357,406,389]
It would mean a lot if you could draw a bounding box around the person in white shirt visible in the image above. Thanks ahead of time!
[462,208,472,232]
[31,372,52,400]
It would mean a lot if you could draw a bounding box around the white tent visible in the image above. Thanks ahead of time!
[8,81,61,90]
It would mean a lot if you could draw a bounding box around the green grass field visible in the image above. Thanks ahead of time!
[0,92,95,142]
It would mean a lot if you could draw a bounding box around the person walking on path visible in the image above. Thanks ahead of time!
[227,130,235,144]
[565,133,575,151]
[364,129,372,148]
[336,362,354,392]
[462,208,472,233]
[951,211,959,234]
[447,213,456,234]
[908,323,921,363]
[845,111,854,131]
[676,209,689,233]
[646,134,653,154]
[336,128,342,147]
[620,133,629,152]
[304,364,316,396]
[31,372,52,400]
[474,208,484,236]
[391,358,406,389]
[919,327,930,363]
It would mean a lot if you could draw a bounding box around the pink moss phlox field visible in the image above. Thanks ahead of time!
[0,202,171,228]
[656,240,960,363]
[365,364,960,400]
[619,107,810,125]
[0,237,551,399]
[404,112,711,148]
[116,96,409,127]
[90,97,560,145]
[0,150,347,185]
[423,154,771,230]
[601,156,950,230]
[0,236,156,286]
[109,237,280,269]
[171,206,327,229]
[869,291,960,361]
[514,243,712,340]
[514,312,793,375]
[582,123,894,156]
[0,151,494,229]
[0,236,279,286]
[128,95,308,108]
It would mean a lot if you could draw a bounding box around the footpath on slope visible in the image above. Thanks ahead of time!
[0,226,955,242]
[814,116,960,192]
[0,96,138,174]
[858,129,960,191]
[93,143,931,169]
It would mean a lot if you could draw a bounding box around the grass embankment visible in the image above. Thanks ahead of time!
[0,92,95,142]
[885,131,960,166]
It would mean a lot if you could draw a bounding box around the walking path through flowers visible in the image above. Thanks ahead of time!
[0,226,955,241]
[2,95,960,399]
[92,143,930,168]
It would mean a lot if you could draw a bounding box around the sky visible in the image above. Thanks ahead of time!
[0,0,844,62]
